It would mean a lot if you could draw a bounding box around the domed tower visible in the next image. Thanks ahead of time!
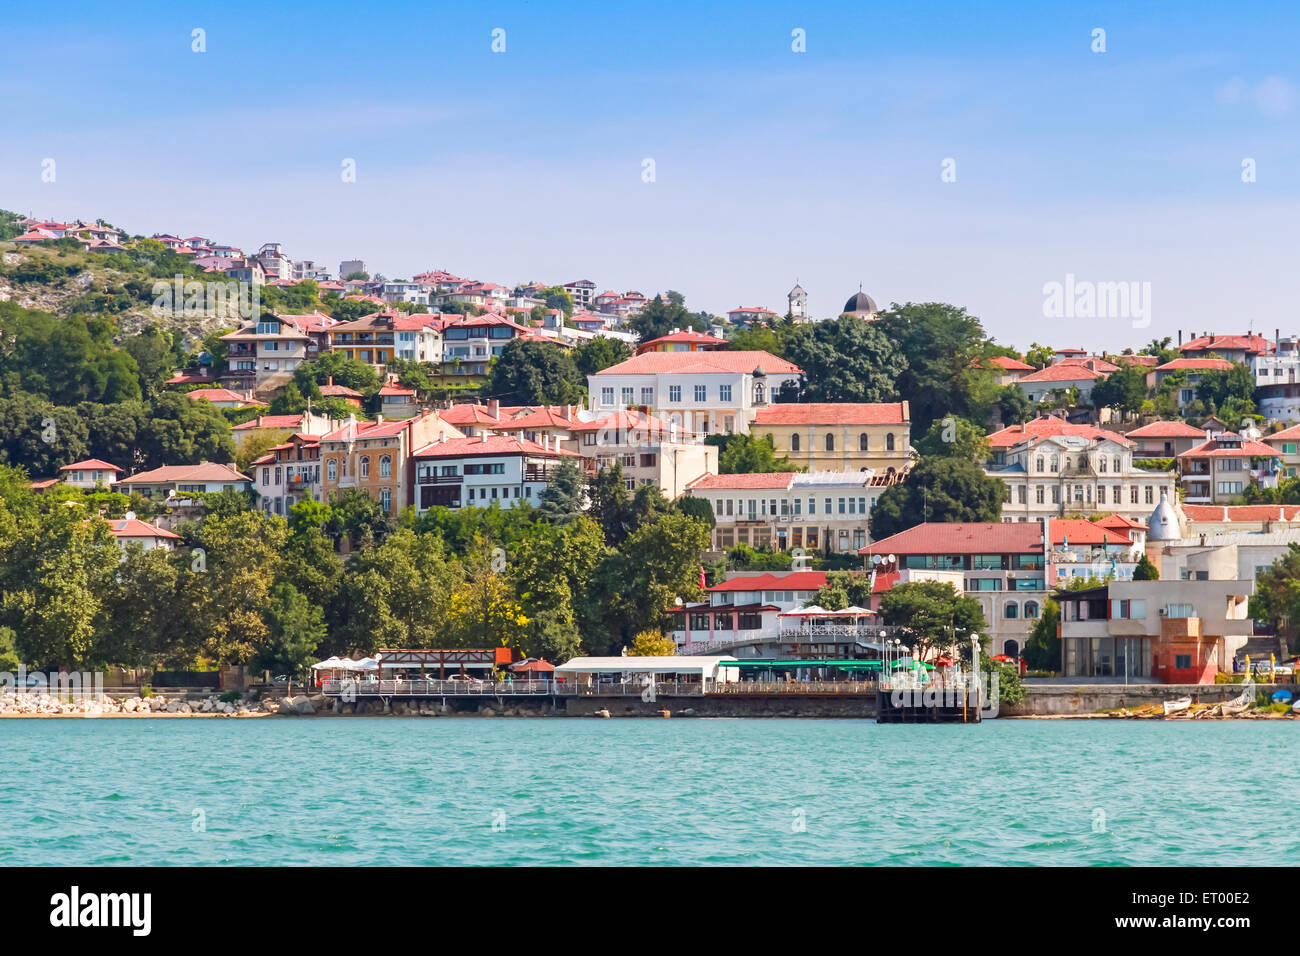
[1147,490,1182,542]
[787,282,808,321]
[843,285,879,319]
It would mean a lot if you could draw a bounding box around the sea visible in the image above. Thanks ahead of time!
[1,718,1290,866]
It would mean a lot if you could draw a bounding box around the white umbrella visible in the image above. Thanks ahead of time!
[352,657,380,671]
[311,656,348,670]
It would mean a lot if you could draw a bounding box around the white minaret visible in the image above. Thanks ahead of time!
[787,281,808,321]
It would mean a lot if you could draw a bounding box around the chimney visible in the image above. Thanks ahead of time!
[327,376,334,386]
[376,414,383,424]
[1178,329,1182,346]
[480,431,489,443]
[488,399,499,418]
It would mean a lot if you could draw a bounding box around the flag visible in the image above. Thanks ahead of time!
[699,565,706,589]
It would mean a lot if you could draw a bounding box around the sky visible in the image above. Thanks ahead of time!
[4,0,1300,352]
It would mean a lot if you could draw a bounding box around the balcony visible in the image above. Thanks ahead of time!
[418,474,463,485]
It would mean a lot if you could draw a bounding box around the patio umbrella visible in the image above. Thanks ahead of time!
[311,656,348,670]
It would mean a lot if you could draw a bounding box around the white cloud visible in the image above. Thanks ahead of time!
[1215,75,1297,116]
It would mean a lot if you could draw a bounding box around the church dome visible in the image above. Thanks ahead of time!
[1147,490,1182,541]
[843,290,878,314]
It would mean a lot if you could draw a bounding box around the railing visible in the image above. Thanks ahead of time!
[557,682,705,697]
[712,681,877,695]
[777,625,887,640]
[321,678,552,697]
[418,474,463,484]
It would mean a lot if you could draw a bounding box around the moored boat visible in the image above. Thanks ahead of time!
[1163,697,1192,716]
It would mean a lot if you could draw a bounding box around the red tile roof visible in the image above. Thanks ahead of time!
[1266,424,1300,443]
[319,383,363,398]
[687,472,798,490]
[378,385,417,397]
[569,410,675,437]
[753,402,909,427]
[232,414,305,431]
[861,522,1046,555]
[1179,435,1278,458]
[1056,356,1121,373]
[411,435,579,458]
[1049,519,1131,546]
[1182,505,1300,522]
[1125,420,1207,439]
[974,356,1034,372]
[1015,364,1107,383]
[593,350,801,376]
[708,571,828,592]
[639,330,729,348]
[1180,334,1271,355]
[185,387,256,404]
[1096,514,1147,531]
[987,416,1131,449]
[117,462,251,484]
[1155,358,1235,372]
[109,517,180,540]
[59,458,123,473]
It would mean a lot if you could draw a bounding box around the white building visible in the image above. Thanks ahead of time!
[587,350,802,438]
[685,470,885,553]
[58,458,123,489]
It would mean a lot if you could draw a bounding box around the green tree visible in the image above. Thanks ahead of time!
[253,582,327,677]
[574,337,632,377]
[914,416,990,463]
[1025,342,1055,369]
[706,432,797,474]
[1023,599,1061,671]
[869,457,1006,539]
[628,631,676,656]
[877,580,987,657]
[335,529,459,652]
[877,302,998,434]
[536,458,587,524]
[191,511,289,664]
[1133,554,1159,580]
[626,295,707,341]
[1090,363,1148,416]
[538,286,575,317]
[997,385,1032,426]
[486,339,583,405]
[782,315,905,403]
[139,392,236,469]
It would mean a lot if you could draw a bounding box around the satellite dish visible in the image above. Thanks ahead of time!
[124,511,136,520]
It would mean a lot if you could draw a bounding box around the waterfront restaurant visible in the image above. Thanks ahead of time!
[554,656,740,694]
[376,647,515,680]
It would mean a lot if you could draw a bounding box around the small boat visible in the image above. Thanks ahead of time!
[1163,697,1192,716]
[1292,700,1300,715]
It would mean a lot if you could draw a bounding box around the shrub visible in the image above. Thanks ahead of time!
[219,690,241,703]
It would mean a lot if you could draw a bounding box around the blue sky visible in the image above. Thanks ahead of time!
[4,0,1300,350]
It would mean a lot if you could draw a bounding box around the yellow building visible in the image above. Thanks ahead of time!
[751,402,912,475]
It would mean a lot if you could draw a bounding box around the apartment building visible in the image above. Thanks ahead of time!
[751,402,912,475]
[410,433,586,512]
[563,279,597,310]
[635,329,729,355]
[587,350,802,438]
[250,434,323,516]
[1057,577,1254,683]
[1261,424,1300,478]
[221,313,315,390]
[685,470,886,554]
[327,310,444,371]
[318,412,464,514]
[1177,431,1281,505]
[569,409,717,498]
[438,313,538,381]
[861,522,1050,659]
[1150,358,1235,410]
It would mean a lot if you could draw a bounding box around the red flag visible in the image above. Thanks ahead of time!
[699,565,706,589]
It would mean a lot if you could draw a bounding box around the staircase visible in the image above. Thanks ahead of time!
[1239,633,1288,661]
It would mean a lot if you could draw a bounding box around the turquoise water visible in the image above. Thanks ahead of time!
[1,718,1295,865]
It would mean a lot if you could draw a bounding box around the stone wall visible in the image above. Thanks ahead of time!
[1006,682,1293,716]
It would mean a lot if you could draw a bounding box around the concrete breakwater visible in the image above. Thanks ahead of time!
[4,684,1297,719]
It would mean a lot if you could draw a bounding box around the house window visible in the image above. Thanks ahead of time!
[327,459,337,480]
[669,385,682,403]
[791,433,800,452]
[1035,486,1044,504]
[262,470,270,486]
[1017,485,1027,504]
[1145,486,1154,504]
[1113,486,1121,504]
[380,489,391,512]
[1099,457,1107,473]
[601,387,614,406]
[737,613,762,630]
[886,433,895,451]
[859,433,869,451]
[1036,457,1044,473]
[360,457,370,479]
[641,387,654,404]
[1131,486,1139,504]
[621,387,634,404]
[1005,602,1019,619]
[694,385,706,402]
[719,385,732,402]
[825,433,835,452]
[753,383,765,403]
[1051,486,1060,504]
[1023,601,1040,619]
[380,455,391,478]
